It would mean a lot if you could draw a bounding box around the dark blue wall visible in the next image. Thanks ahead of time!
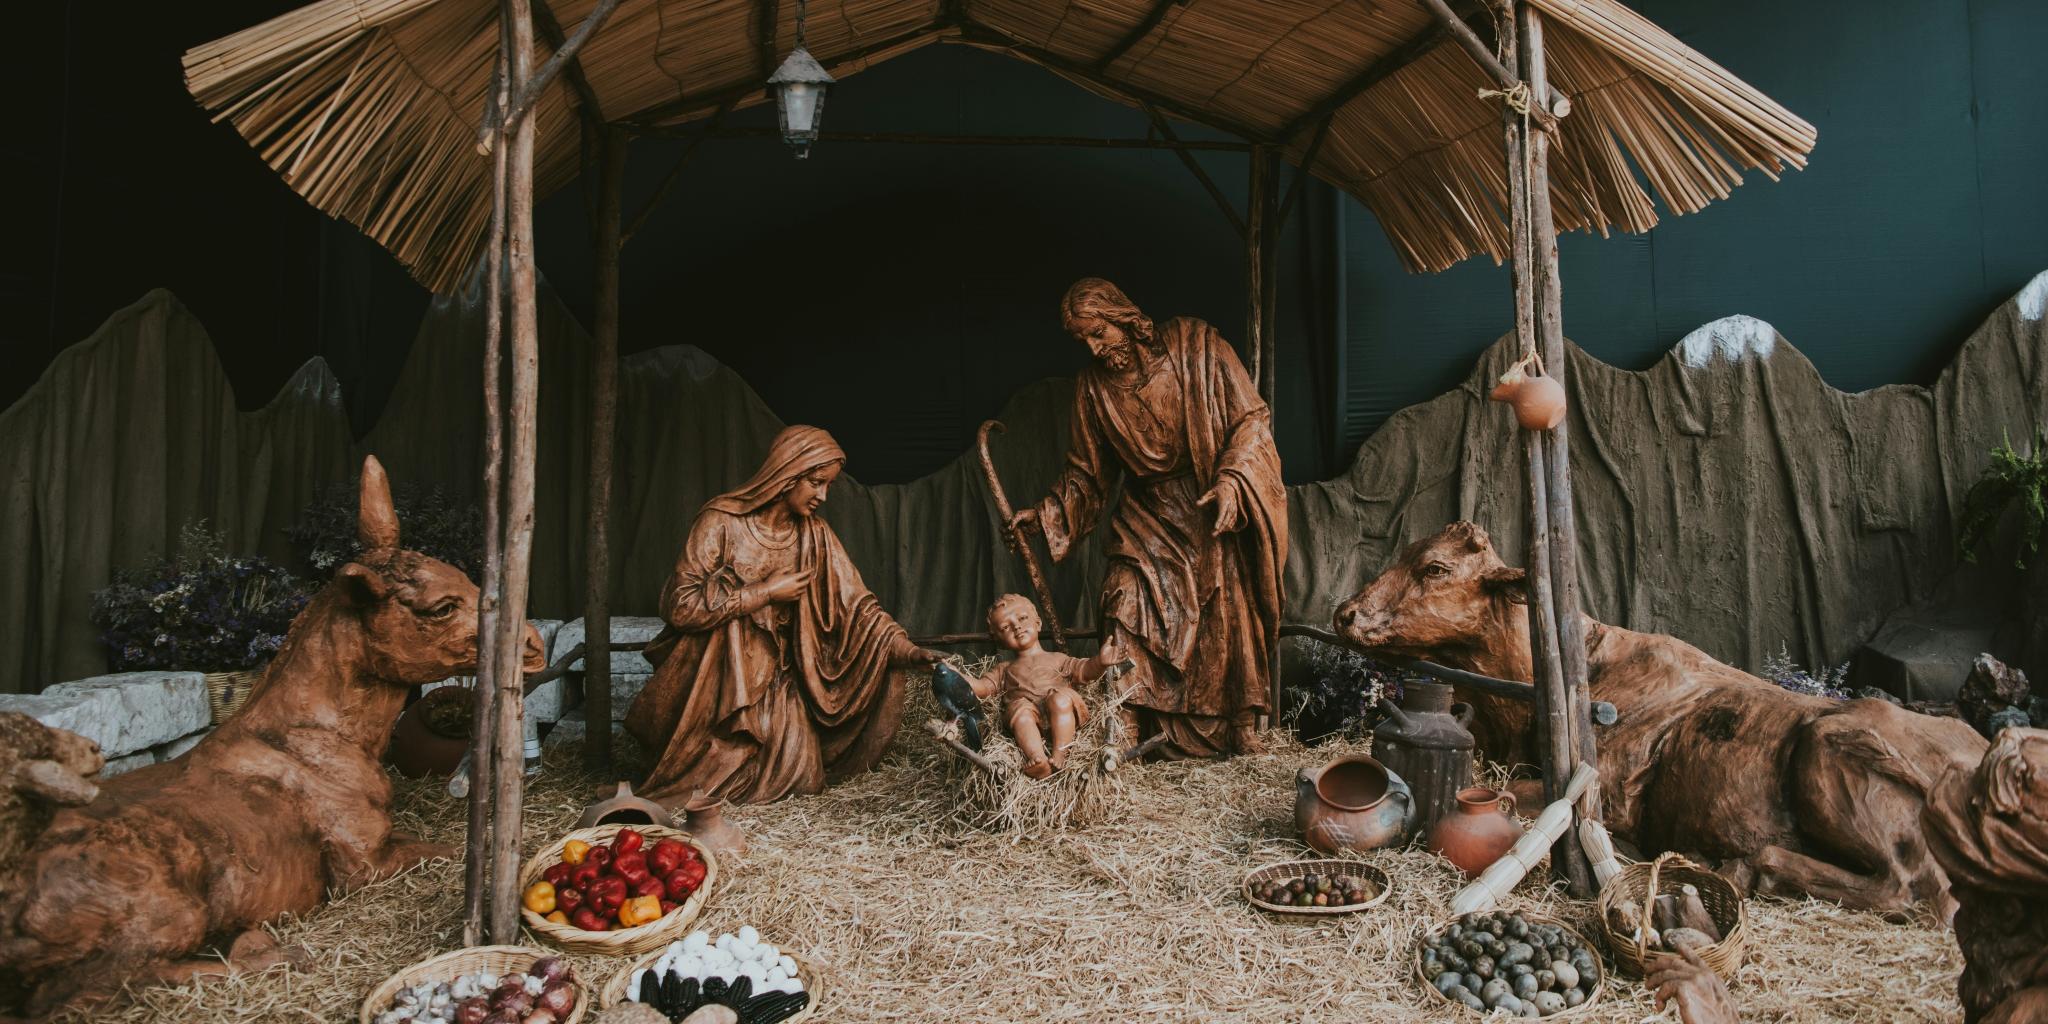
[1337,0,2048,448]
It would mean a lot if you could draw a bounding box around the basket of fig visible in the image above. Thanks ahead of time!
[519,823,718,956]
[1596,851,1745,979]
[1242,860,1391,915]
[1415,910,1604,1018]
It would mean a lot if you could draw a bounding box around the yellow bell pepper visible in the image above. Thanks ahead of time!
[545,910,569,926]
[618,894,663,928]
[561,839,591,865]
[522,880,557,914]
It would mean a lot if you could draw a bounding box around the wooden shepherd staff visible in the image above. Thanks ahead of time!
[978,420,1066,650]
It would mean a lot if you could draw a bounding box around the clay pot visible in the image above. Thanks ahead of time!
[386,685,472,778]
[575,781,674,829]
[1294,754,1415,855]
[1489,354,1567,430]
[1427,785,1523,876]
[681,795,747,861]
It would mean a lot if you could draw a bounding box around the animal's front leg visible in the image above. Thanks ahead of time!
[319,802,452,893]
[1752,844,1913,918]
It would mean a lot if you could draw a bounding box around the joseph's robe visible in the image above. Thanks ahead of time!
[1034,316,1286,755]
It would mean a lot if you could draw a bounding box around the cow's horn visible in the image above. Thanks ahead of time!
[358,455,401,552]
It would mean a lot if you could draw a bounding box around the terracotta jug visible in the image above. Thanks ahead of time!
[681,794,747,861]
[575,781,674,829]
[1427,786,1522,876]
[1489,353,1567,430]
[386,685,472,778]
[1294,754,1414,855]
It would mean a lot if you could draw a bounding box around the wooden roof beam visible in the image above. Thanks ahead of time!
[755,0,778,79]
[480,0,623,150]
[1094,0,1187,71]
[957,20,1276,145]
[534,0,606,123]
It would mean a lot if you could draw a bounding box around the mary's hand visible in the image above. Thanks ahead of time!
[896,646,945,667]
[758,568,814,603]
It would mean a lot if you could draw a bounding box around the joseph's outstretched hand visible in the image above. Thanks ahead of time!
[1646,948,1739,1024]
[1195,482,1244,536]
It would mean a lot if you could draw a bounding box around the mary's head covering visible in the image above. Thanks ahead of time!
[703,425,847,516]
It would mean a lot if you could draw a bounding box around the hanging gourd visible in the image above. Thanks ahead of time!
[1490,352,1567,430]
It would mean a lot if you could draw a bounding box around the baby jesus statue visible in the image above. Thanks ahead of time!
[965,594,1124,779]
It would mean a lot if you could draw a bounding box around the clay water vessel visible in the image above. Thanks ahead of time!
[575,780,674,828]
[1428,785,1522,876]
[1294,754,1414,855]
[681,794,747,861]
[1370,677,1475,838]
[386,685,472,778]
[1489,353,1567,430]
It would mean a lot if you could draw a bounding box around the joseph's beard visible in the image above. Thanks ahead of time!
[1098,342,1136,372]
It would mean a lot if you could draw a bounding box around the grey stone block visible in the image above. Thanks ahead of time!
[1857,616,1997,703]
[15,672,211,757]
[156,729,211,762]
[101,750,155,776]
[554,617,665,675]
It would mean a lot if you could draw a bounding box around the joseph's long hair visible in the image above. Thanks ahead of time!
[1061,278,1155,346]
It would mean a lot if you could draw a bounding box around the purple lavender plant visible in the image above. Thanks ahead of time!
[1761,643,1852,700]
[1288,639,1403,744]
[89,522,311,672]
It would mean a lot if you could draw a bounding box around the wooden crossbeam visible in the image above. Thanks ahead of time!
[1094,0,1186,71]
[958,21,1275,145]
[755,0,778,80]
[1145,104,1247,238]
[533,0,605,123]
[622,21,952,128]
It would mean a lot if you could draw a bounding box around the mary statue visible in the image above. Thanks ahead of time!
[626,425,938,806]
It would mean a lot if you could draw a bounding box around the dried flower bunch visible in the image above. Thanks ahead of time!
[89,521,310,672]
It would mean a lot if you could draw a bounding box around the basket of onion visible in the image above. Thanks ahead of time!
[519,823,718,956]
[361,947,584,1024]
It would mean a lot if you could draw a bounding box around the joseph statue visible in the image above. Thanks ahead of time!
[1008,278,1287,757]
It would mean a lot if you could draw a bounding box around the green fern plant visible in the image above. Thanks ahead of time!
[1957,429,2048,568]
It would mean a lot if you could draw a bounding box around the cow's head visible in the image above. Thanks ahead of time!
[1333,521,1528,659]
[337,456,544,685]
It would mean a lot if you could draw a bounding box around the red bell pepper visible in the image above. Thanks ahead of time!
[590,875,629,912]
[614,852,650,887]
[634,875,665,899]
[555,886,585,914]
[586,846,612,870]
[570,861,602,891]
[570,906,609,932]
[611,828,646,858]
[543,862,574,889]
[647,839,687,877]
[664,868,698,901]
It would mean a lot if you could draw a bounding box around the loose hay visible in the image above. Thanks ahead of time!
[928,659,1136,833]
[68,733,1964,1023]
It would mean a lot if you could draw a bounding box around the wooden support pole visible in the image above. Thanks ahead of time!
[1244,145,1269,382]
[462,38,513,953]
[1499,3,1589,896]
[583,124,625,773]
[1520,5,1603,838]
[487,0,542,945]
[1257,151,1280,410]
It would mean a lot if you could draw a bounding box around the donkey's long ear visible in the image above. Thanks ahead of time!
[358,455,401,553]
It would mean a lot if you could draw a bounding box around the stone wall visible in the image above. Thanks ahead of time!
[0,671,212,775]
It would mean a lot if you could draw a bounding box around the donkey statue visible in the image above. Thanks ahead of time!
[0,455,543,1017]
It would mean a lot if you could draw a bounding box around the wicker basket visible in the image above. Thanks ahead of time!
[1241,859,1392,915]
[519,823,717,956]
[601,944,821,1023]
[204,669,262,724]
[1597,851,1746,980]
[1413,912,1606,1019]
[359,945,588,1024]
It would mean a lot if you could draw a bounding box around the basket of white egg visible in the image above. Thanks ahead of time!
[600,926,817,1024]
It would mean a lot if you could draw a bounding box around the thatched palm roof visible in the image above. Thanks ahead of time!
[183,0,1815,293]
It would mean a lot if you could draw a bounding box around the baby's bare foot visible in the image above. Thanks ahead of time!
[1021,758,1053,780]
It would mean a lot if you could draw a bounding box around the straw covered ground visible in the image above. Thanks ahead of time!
[71,724,1963,1024]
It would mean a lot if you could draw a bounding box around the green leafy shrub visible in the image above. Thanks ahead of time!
[1957,430,2048,569]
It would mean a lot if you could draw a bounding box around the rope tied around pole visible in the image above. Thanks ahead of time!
[1477,80,1533,116]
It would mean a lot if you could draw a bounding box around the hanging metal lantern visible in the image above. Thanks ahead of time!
[768,1,834,158]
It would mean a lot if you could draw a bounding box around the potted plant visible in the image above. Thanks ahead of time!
[89,522,311,723]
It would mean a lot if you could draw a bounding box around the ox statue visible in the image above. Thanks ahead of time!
[1335,521,1985,920]
[0,456,544,1017]
[1924,727,2048,1023]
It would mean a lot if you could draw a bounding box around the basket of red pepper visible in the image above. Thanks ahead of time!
[519,823,718,955]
